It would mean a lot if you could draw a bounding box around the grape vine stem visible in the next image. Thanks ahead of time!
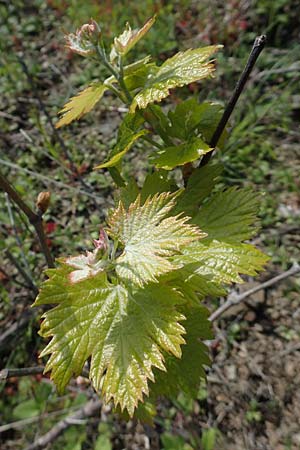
[200,34,266,167]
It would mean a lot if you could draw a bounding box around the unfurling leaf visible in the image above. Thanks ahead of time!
[65,20,101,56]
[110,16,156,62]
[56,83,108,128]
[34,265,185,416]
[107,192,206,286]
[130,46,222,112]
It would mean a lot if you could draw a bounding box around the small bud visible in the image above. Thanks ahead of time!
[93,228,109,252]
[36,191,51,214]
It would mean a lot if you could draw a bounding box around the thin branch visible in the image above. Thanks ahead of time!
[5,193,34,278]
[0,366,44,381]
[0,405,87,433]
[0,171,54,268]
[200,35,266,167]
[0,365,89,380]
[5,249,38,295]
[24,398,101,450]
[209,263,300,322]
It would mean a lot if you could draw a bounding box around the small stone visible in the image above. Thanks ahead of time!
[225,364,237,381]
[285,360,296,377]
[244,311,256,322]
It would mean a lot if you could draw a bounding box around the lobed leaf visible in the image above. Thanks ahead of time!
[34,264,186,416]
[177,240,269,285]
[130,46,222,112]
[194,187,260,242]
[56,83,108,128]
[174,162,223,217]
[108,192,205,286]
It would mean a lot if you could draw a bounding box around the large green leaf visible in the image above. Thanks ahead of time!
[56,83,108,128]
[34,263,186,416]
[177,240,269,285]
[174,163,223,217]
[152,306,212,399]
[162,265,226,305]
[152,137,211,170]
[108,192,205,286]
[193,187,260,242]
[130,46,222,112]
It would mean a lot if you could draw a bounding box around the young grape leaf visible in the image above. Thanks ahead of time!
[56,83,108,128]
[34,263,186,416]
[110,16,156,62]
[152,137,211,170]
[193,187,260,242]
[177,240,269,285]
[107,192,205,286]
[174,163,223,217]
[130,46,222,112]
[106,57,158,93]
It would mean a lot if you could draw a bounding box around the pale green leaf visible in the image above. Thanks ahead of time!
[174,163,223,217]
[108,192,205,286]
[194,187,260,242]
[177,240,269,285]
[152,137,211,170]
[130,46,222,112]
[56,83,108,128]
[95,130,147,168]
[162,265,226,304]
[110,16,156,62]
[34,263,186,416]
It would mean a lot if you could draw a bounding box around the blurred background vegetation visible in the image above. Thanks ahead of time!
[0,1,299,449]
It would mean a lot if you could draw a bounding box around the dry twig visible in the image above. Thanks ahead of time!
[24,398,101,450]
[209,263,300,322]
